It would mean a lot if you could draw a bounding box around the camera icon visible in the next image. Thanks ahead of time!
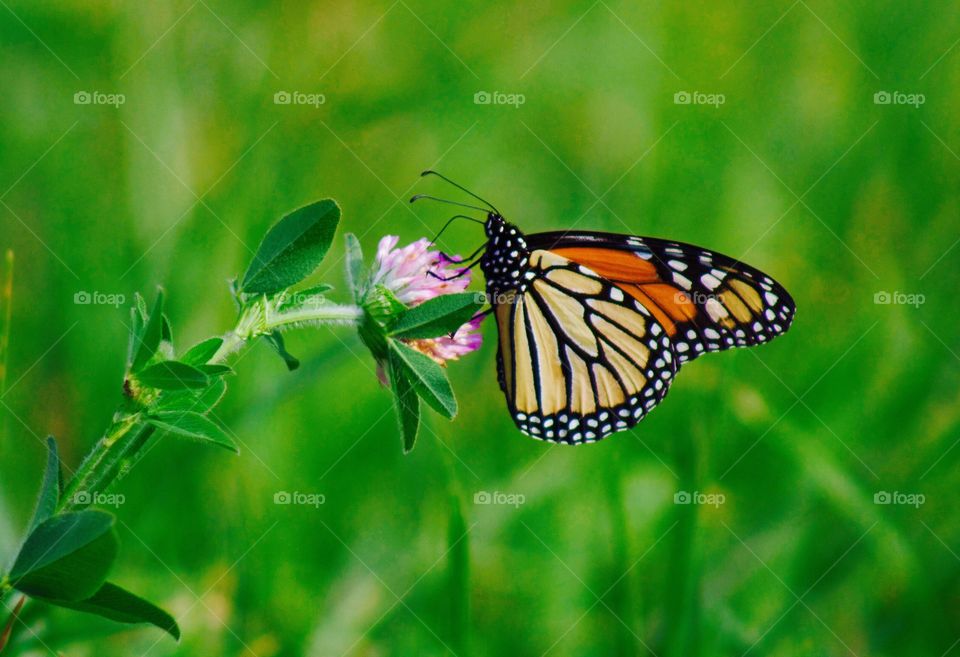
[874,491,891,504]
[274,91,291,105]
[74,290,91,305]
[473,490,491,504]
[72,491,92,505]
[673,91,691,105]
[474,91,491,105]
[874,291,891,305]
[274,491,291,504]
[74,91,91,105]
[674,491,691,504]
[874,91,891,105]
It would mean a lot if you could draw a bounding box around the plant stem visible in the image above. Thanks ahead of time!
[57,299,363,512]
[58,415,143,512]
[265,303,363,331]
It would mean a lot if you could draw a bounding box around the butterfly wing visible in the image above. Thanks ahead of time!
[525,231,796,365]
[493,249,677,444]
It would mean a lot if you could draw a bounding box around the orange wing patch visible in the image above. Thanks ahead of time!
[552,247,696,336]
[551,247,659,283]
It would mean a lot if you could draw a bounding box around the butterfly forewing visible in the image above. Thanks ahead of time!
[525,231,796,365]
[493,249,677,444]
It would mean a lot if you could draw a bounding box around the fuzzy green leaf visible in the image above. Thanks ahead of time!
[52,582,180,640]
[131,289,164,372]
[345,233,367,302]
[28,436,61,532]
[161,315,173,345]
[137,361,209,390]
[147,411,239,453]
[11,510,118,602]
[390,292,482,340]
[387,339,457,419]
[241,200,340,294]
[154,378,227,415]
[134,292,148,322]
[388,353,420,452]
[262,331,300,371]
[181,337,224,367]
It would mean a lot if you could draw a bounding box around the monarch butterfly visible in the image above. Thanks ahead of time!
[412,172,796,444]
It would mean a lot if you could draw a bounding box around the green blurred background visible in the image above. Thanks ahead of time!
[2,1,959,655]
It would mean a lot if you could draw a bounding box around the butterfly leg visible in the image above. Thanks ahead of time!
[427,254,483,281]
[437,242,485,264]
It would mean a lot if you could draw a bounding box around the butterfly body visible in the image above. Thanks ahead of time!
[477,212,796,445]
[480,214,532,297]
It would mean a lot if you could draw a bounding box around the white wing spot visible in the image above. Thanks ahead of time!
[701,274,722,290]
[673,272,693,290]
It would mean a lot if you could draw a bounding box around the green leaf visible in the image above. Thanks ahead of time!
[390,292,483,340]
[10,510,118,602]
[161,315,173,344]
[154,378,227,414]
[276,284,334,312]
[181,337,223,367]
[134,292,148,322]
[344,233,367,302]
[262,331,300,371]
[147,411,239,453]
[28,436,60,532]
[388,353,420,453]
[131,288,164,372]
[363,285,406,328]
[387,340,457,419]
[52,582,180,641]
[136,361,209,390]
[358,285,406,361]
[126,306,144,368]
[241,200,341,294]
[200,364,233,377]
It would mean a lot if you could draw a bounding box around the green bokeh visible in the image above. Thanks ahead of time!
[1,1,958,655]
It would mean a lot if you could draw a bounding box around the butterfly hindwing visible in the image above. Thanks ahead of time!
[525,231,796,365]
[493,249,677,444]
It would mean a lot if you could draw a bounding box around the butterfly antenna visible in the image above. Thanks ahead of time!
[420,170,502,216]
[429,213,484,245]
[409,194,490,214]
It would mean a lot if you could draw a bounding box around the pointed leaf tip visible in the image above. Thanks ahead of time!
[241,200,341,295]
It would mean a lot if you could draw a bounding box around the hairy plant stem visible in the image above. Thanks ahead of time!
[57,299,363,513]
